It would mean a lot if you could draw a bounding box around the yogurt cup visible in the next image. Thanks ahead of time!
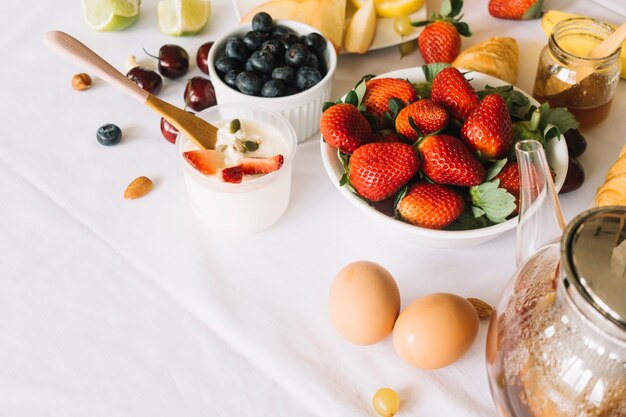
[178,104,297,234]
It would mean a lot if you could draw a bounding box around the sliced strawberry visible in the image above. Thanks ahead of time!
[220,165,243,183]
[183,149,225,175]
[240,155,284,175]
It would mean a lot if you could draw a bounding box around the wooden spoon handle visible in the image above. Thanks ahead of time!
[44,30,149,103]
[590,21,626,59]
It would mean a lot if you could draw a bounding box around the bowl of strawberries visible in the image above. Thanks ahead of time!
[320,65,572,248]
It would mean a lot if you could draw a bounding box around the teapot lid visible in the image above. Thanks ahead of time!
[562,206,626,332]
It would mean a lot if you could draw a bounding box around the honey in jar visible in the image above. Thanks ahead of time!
[532,17,621,129]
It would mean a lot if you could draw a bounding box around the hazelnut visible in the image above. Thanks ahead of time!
[72,73,92,91]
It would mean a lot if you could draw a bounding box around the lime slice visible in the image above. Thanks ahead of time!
[158,0,211,36]
[82,0,140,31]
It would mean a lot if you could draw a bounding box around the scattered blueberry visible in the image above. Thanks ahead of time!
[224,37,249,62]
[280,33,300,49]
[215,56,241,74]
[304,33,327,53]
[271,66,295,86]
[251,12,273,33]
[295,66,322,91]
[96,124,122,146]
[223,69,238,87]
[284,43,310,67]
[236,71,262,95]
[261,79,286,97]
[243,30,267,51]
[249,50,277,74]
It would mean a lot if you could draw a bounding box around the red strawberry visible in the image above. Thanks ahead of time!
[362,78,418,126]
[431,67,479,120]
[395,99,449,141]
[397,182,465,229]
[183,149,225,175]
[320,103,372,154]
[240,155,284,175]
[461,93,513,160]
[348,142,420,201]
[417,134,485,186]
[414,0,471,63]
[495,161,520,214]
[369,131,403,143]
[488,0,543,20]
[220,165,243,183]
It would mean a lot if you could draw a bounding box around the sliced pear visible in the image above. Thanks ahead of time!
[311,0,346,51]
[343,0,376,54]
[289,0,319,25]
[240,0,301,23]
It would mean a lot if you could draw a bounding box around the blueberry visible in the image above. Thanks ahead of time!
[236,71,262,95]
[224,37,249,62]
[284,43,310,67]
[270,25,292,39]
[271,65,295,85]
[295,66,322,91]
[96,123,122,146]
[284,85,298,96]
[304,52,319,70]
[244,59,254,72]
[260,39,284,56]
[304,32,327,53]
[223,69,239,88]
[249,50,277,74]
[252,12,273,33]
[259,72,271,84]
[281,33,300,49]
[243,30,267,51]
[215,56,241,74]
[261,79,286,97]
[315,52,328,76]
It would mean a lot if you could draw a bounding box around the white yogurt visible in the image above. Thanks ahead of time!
[178,106,297,235]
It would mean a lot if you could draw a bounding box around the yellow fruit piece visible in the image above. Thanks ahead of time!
[541,9,626,79]
[158,0,211,36]
[350,0,424,18]
[82,0,140,31]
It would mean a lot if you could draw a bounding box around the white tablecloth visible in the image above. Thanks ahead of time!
[1,0,624,416]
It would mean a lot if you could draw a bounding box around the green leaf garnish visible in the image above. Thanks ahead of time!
[485,158,508,181]
[469,179,516,223]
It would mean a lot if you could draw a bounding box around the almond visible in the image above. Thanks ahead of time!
[467,297,493,319]
[72,73,92,91]
[124,176,153,199]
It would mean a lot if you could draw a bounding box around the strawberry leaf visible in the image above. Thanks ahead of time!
[422,63,450,82]
[354,79,368,109]
[470,179,516,223]
[537,103,579,140]
[522,0,543,19]
[485,158,508,181]
[345,90,359,107]
[408,116,424,137]
[454,21,472,37]
[322,101,336,112]
[393,185,409,217]
[412,82,432,99]
[446,205,491,230]
[388,98,405,116]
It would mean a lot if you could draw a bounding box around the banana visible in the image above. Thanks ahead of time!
[541,9,626,79]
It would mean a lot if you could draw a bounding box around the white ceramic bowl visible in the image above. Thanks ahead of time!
[320,68,569,248]
[208,19,337,143]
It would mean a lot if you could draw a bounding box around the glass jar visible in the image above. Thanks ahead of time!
[486,207,626,417]
[532,17,621,129]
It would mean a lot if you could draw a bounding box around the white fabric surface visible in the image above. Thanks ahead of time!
[1,0,625,416]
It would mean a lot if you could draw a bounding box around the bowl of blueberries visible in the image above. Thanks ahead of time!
[208,12,337,142]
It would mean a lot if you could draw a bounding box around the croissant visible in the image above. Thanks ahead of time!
[595,145,626,207]
[452,37,519,84]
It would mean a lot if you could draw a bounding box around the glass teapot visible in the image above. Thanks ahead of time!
[486,140,626,417]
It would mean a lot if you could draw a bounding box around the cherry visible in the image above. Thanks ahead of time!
[560,157,585,194]
[126,66,162,95]
[196,41,214,74]
[563,129,587,158]
[160,117,179,144]
[184,76,217,112]
[145,45,189,79]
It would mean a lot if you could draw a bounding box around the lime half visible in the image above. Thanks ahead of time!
[158,0,211,36]
[83,0,140,31]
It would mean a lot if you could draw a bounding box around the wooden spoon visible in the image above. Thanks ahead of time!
[44,31,217,150]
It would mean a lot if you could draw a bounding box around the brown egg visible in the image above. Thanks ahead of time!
[392,293,479,369]
[329,261,401,345]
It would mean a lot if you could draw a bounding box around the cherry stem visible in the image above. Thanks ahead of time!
[142,47,159,60]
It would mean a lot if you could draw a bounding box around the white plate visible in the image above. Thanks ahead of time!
[320,67,569,248]
[232,0,427,52]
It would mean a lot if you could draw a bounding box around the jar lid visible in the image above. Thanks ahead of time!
[562,206,626,331]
